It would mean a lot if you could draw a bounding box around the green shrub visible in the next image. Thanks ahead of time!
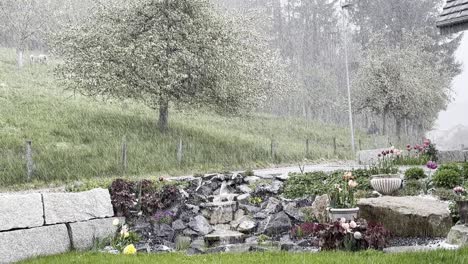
[404,167,426,180]
[432,169,462,189]
[399,180,423,196]
[432,188,459,201]
[462,163,468,179]
[438,163,462,174]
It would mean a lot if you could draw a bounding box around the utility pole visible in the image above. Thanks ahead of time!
[342,0,356,154]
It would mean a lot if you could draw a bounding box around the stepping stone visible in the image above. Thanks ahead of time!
[204,230,245,246]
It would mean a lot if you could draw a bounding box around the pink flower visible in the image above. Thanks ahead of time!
[426,161,438,170]
[341,223,351,233]
[454,186,465,195]
[423,139,431,146]
[349,221,357,229]
[406,144,411,151]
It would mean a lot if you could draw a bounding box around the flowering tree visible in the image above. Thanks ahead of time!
[353,34,453,139]
[53,0,286,131]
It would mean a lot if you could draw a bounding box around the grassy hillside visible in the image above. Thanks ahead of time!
[0,48,373,187]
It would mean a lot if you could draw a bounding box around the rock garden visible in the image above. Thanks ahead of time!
[98,142,468,256]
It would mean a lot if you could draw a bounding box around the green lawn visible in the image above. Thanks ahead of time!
[20,249,468,264]
[0,48,376,188]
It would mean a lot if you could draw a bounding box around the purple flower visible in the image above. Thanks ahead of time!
[426,161,438,170]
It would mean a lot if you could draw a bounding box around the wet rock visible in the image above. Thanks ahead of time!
[447,225,468,246]
[244,176,261,184]
[256,181,283,195]
[358,196,452,237]
[275,173,290,181]
[263,197,282,214]
[283,202,305,222]
[154,224,175,241]
[253,212,268,219]
[261,212,292,236]
[152,245,174,253]
[237,185,253,194]
[237,194,251,203]
[188,215,213,235]
[280,235,296,251]
[309,194,330,223]
[172,219,187,231]
[239,204,261,214]
[237,216,257,233]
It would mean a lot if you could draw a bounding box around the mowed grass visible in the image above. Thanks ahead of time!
[20,249,468,264]
[0,48,373,187]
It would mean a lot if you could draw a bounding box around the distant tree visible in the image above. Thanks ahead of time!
[353,34,452,140]
[53,0,282,131]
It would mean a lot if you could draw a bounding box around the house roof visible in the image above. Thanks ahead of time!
[437,0,468,34]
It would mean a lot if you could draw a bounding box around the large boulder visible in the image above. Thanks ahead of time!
[0,225,70,263]
[358,196,452,237]
[0,193,43,231]
[69,217,122,250]
[447,225,468,246]
[43,188,114,224]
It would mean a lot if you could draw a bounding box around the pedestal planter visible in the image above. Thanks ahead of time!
[457,201,468,225]
[329,208,359,221]
[370,175,402,195]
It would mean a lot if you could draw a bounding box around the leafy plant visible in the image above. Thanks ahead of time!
[399,180,423,196]
[364,223,391,250]
[291,222,324,239]
[404,167,426,180]
[432,169,462,189]
[449,201,460,224]
[462,163,468,179]
[283,172,332,199]
[111,222,140,252]
[439,163,462,174]
[153,210,175,225]
[249,196,263,205]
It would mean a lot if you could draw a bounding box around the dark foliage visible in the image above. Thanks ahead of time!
[290,222,324,239]
[364,222,391,250]
[110,179,180,217]
[110,179,136,217]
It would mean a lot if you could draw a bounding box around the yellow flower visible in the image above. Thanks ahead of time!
[123,244,137,255]
[124,231,130,238]
[112,219,120,226]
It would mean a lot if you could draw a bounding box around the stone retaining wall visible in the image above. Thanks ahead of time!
[0,188,119,263]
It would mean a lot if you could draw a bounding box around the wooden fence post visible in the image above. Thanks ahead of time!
[177,138,183,166]
[25,140,34,180]
[333,137,337,155]
[270,139,276,159]
[121,135,128,173]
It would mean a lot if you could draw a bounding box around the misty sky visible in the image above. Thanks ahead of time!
[436,34,468,130]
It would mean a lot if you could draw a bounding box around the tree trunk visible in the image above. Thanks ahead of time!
[157,99,169,132]
[382,111,387,135]
[16,48,24,69]
[395,118,402,142]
